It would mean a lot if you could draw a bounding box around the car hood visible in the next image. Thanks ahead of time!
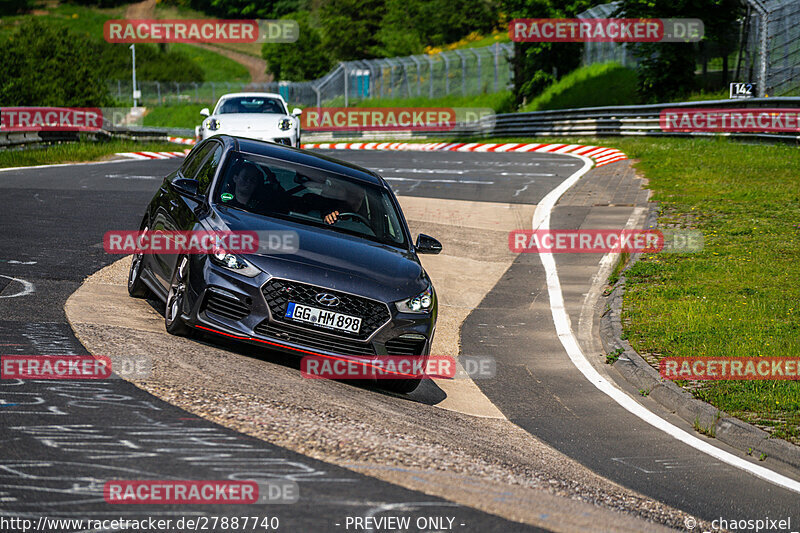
[211,113,294,133]
[204,205,428,302]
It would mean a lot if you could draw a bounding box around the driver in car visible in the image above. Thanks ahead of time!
[228,162,353,226]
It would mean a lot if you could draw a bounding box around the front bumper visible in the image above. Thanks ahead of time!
[184,256,435,369]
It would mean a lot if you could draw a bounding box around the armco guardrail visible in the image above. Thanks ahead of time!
[491,97,800,139]
[0,125,195,150]
[303,97,800,143]
[6,98,800,149]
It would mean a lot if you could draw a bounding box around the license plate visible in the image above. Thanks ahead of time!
[285,302,361,334]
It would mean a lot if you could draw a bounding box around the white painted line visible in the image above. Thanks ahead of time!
[0,157,164,173]
[384,177,493,184]
[534,153,800,495]
[0,275,34,299]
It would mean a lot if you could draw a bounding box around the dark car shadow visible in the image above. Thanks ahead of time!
[145,296,449,406]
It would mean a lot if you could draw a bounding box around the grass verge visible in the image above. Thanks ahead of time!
[521,63,641,112]
[326,92,515,113]
[0,140,183,169]
[615,136,800,444]
[143,104,206,129]
[170,44,250,83]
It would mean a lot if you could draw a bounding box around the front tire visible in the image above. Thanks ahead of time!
[165,256,191,336]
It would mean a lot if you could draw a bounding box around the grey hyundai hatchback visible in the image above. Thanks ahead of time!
[128,135,442,393]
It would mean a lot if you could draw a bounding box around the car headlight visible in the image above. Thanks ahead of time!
[395,285,434,314]
[204,118,221,131]
[209,248,260,277]
[278,118,293,131]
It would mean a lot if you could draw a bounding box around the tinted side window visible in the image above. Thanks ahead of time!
[180,142,215,179]
[195,144,224,195]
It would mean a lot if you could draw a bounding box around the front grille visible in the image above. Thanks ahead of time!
[203,290,250,321]
[254,321,376,357]
[261,278,390,340]
[385,337,427,356]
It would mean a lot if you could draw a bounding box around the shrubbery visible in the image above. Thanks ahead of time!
[0,0,34,15]
[0,19,114,106]
[262,11,332,81]
[257,0,500,81]
[0,18,206,106]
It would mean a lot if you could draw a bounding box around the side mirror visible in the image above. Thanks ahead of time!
[292,108,303,116]
[200,108,210,118]
[172,178,200,197]
[415,234,442,255]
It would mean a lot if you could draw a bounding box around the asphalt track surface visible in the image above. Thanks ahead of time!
[0,149,798,531]
[0,157,545,533]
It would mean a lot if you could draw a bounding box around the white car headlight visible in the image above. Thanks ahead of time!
[395,285,434,314]
[204,118,221,131]
[278,118,293,131]
[209,248,260,277]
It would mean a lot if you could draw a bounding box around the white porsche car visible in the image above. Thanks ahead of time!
[196,92,302,147]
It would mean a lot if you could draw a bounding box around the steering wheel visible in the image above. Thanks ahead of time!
[332,212,371,227]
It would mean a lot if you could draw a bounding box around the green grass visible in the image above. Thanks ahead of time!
[143,104,206,129]
[170,44,250,83]
[681,89,729,102]
[0,139,184,168]
[0,3,124,40]
[614,136,800,443]
[153,3,263,58]
[521,62,641,112]
[327,92,515,113]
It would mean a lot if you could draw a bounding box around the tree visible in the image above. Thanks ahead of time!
[0,0,33,15]
[500,0,593,107]
[319,0,385,60]
[262,11,333,81]
[376,0,498,56]
[0,19,113,106]
[619,0,742,101]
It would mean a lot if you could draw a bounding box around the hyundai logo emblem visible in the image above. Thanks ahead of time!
[315,292,340,307]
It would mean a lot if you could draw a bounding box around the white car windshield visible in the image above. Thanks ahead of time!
[216,97,287,115]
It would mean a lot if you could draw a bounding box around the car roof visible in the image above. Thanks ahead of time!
[215,135,385,187]
[216,92,286,102]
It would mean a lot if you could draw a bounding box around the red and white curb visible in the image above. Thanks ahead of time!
[168,136,197,145]
[115,150,191,160]
[300,141,627,167]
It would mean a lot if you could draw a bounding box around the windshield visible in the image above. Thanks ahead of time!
[216,97,287,115]
[214,152,408,248]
